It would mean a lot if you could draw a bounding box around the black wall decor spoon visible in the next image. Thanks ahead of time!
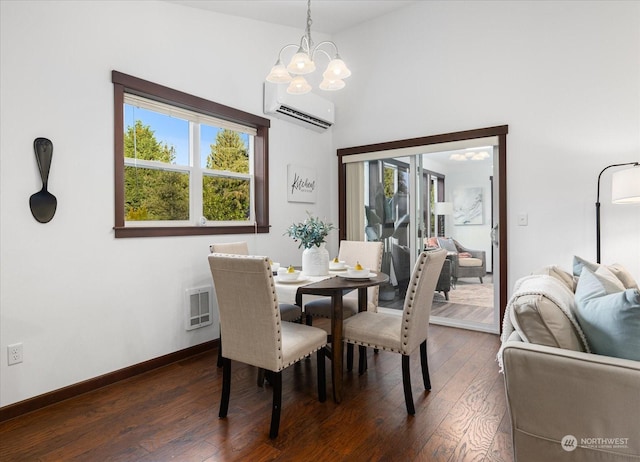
[29,137,57,223]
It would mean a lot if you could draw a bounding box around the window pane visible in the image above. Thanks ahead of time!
[125,166,189,221]
[203,175,250,221]
[113,71,270,237]
[124,105,189,166]
[201,126,249,173]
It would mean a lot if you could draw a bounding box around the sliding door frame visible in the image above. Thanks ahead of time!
[337,125,508,332]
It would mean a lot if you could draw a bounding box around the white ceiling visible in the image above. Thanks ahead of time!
[164,0,417,35]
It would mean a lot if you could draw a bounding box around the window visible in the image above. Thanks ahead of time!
[112,71,270,238]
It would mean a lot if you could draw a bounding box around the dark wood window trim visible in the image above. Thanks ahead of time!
[337,125,508,331]
[112,71,270,238]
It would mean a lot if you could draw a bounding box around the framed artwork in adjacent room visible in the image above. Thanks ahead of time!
[453,187,483,225]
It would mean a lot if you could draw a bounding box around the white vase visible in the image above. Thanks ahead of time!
[302,243,330,276]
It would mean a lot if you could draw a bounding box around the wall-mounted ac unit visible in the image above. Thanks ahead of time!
[263,82,335,132]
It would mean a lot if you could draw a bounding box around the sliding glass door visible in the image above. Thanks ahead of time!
[338,126,508,334]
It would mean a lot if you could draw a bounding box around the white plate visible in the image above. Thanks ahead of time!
[337,272,377,280]
[329,267,347,272]
[276,276,310,284]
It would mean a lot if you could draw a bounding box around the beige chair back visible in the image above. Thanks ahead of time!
[400,249,447,354]
[208,253,284,372]
[209,241,249,255]
[338,240,384,308]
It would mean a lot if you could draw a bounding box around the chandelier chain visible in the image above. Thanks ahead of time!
[305,0,313,52]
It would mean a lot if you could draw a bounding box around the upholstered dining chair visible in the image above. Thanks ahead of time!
[342,249,447,415]
[304,240,383,371]
[304,240,384,324]
[208,253,328,439]
[210,242,302,378]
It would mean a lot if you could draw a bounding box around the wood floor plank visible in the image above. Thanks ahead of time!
[0,323,513,462]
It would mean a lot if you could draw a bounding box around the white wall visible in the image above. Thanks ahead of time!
[333,1,640,284]
[2,0,639,408]
[0,1,337,407]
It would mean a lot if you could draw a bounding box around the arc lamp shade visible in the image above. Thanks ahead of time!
[612,166,640,204]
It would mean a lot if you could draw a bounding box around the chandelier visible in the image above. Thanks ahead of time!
[265,0,351,95]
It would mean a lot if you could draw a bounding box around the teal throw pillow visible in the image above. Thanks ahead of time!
[574,267,640,361]
[573,255,599,277]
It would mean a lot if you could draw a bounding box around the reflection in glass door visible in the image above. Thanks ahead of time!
[361,158,411,303]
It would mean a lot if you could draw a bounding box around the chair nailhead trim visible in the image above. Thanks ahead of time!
[281,345,326,368]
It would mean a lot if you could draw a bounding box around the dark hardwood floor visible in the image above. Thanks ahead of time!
[0,321,513,461]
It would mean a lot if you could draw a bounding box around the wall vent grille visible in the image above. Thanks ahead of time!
[185,286,213,331]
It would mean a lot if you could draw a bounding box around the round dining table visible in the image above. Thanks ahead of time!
[276,272,389,403]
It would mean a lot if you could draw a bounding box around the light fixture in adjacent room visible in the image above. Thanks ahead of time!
[450,150,491,161]
[434,202,454,216]
[595,161,640,263]
[265,0,351,95]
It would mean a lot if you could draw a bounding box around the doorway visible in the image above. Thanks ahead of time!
[337,126,508,334]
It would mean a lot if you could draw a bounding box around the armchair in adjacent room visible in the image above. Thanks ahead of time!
[427,237,486,284]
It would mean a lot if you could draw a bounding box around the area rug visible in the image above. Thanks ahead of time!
[378,276,494,312]
[434,278,494,308]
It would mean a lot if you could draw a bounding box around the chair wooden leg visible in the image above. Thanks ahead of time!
[217,329,223,367]
[219,358,231,418]
[420,341,431,390]
[358,345,367,375]
[257,368,265,387]
[317,349,326,402]
[269,371,282,439]
[402,355,415,415]
[479,276,483,283]
[346,343,354,371]
[305,314,313,326]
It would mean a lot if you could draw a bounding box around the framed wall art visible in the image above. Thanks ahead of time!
[453,187,483,225]
[287,164,317,203]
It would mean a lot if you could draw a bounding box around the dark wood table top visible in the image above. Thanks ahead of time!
[296,272,389,296]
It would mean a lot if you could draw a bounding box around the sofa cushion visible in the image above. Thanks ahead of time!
[574,267,640,361]
[573,255,638,289]
[458,257,482,267]
[508,275,586,352]
[531,265,575,292]
[510,294,586,351]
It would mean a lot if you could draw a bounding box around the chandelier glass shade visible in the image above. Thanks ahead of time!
[265,0,351,95]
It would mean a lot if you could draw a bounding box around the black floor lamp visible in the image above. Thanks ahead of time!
[596,161,640,263]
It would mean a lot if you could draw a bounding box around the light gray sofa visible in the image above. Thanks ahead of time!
[500,263,640,461]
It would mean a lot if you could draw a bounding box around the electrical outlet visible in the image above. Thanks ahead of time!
[8,343,23,365]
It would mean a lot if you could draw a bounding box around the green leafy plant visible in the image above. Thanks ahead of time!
[285,212,335,249]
